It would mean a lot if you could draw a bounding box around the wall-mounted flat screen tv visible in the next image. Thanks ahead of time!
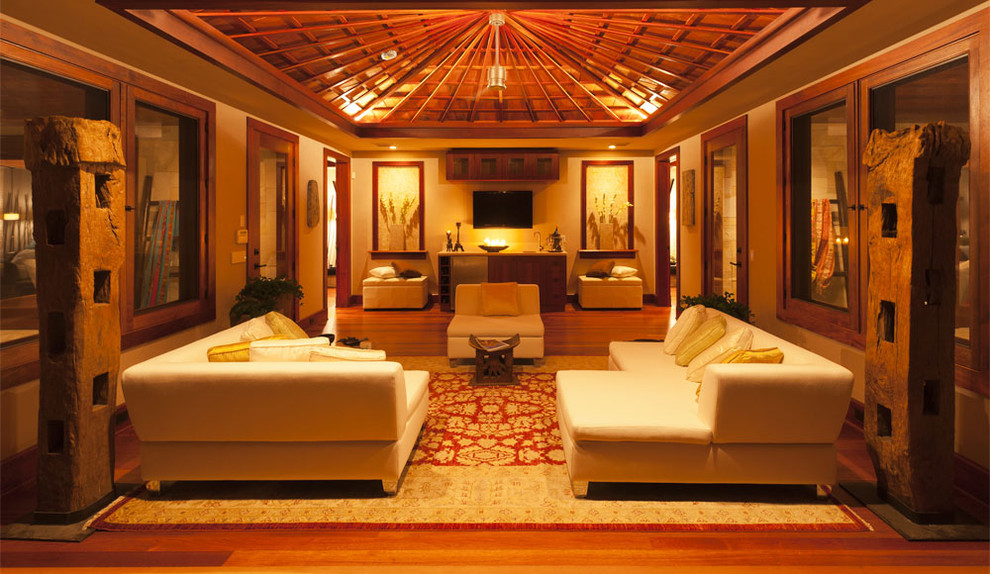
[473,190,533,228]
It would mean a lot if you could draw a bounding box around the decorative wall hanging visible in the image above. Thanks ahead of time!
[681,169,696,227]
[581,161,634,250]
[306,179,320,228]
[372,162,424,251]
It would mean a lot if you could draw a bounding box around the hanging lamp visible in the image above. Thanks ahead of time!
[486,12,506,91]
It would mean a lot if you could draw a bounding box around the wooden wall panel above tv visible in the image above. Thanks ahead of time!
[446,149,559,181]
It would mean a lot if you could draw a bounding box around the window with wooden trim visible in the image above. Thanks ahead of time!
[779,85,863,347]
[0,25,216,380]
[777,20,987,396]
[123,85,215,347]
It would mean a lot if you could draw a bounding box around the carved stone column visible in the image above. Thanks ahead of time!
[24,117,126,523]
[862,122,970,522]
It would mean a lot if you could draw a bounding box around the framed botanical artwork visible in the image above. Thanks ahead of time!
[372,161,424,251]
[580,161,634,250]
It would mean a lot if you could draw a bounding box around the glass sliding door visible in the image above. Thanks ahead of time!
[703,117,748,304]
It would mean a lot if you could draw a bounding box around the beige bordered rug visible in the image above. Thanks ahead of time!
[89,363,870,533]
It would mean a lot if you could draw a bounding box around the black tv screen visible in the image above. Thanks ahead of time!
[473,191,533,229]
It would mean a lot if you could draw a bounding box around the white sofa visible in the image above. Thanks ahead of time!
[363,276,429,309]
[121,317,430,494]
[555,309,853,496]
[446,283,544,360]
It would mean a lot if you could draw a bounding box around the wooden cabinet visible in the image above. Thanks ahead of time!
[445,149,559,181]
[438,253,567,312]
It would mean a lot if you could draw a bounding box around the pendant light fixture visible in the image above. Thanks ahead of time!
[486,12,506,91]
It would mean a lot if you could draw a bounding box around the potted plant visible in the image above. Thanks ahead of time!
[679,292,753,323]
[229,275,304,325]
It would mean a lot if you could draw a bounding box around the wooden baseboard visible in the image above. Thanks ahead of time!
[845,399,989,513]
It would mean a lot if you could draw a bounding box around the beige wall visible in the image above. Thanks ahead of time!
[349,152,656,297]
[663,12,989,467]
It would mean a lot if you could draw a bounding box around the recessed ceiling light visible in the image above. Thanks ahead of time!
[389,145,397,150]
[381,49,397,61]
[608,144,617,150]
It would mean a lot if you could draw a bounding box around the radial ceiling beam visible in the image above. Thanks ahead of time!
[508,15,642,118]
[377,18,489,121]
[508,27,617,122]
[355,14,488,120]
[504,29,563,122]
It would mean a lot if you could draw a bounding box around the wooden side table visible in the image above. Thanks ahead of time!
[468,334,521,386]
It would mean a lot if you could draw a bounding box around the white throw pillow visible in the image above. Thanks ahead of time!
[239,318,275,342]
[686,327,754,383]
[249,337,331,362]
[610,265,638,278]
[310,346,387,361]
[663,305,707,355]
[369,265,397,279]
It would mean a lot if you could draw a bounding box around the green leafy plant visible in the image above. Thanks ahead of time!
[229,275,304,324]
[679,292,753,323]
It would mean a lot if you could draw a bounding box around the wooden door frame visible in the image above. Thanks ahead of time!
[324,148,352,308]
[655,147,679,309]
[702,116,749,304]
[246,117,299,318]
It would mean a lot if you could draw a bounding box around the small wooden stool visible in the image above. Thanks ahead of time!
[468,334,521,385]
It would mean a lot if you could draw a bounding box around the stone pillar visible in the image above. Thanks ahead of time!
[862,122,970,522]
[24,117,126,523]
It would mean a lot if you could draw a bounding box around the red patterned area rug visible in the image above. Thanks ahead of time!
[89,371,870,532]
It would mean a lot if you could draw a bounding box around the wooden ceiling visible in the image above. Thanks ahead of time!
[98,2,863,140]
[187,8,784,127]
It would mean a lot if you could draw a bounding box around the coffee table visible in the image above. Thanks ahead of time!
[468,334,521,386]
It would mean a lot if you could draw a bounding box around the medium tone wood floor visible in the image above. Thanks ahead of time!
[2,300,987,572]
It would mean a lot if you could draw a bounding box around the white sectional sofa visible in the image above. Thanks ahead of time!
[121,317,430,494]
[446,283,544,360]
[555,309,854,496]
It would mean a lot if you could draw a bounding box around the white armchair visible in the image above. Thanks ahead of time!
[445,283,544,359]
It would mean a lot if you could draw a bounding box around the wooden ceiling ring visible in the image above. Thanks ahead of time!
[331,19,478,110]
[519,12,704,72]
[278,13,478,72]
[513,18,672,104]
[507,16,652,115]
[527,12,762,36]
[516,13,695,85]
[225,11,468,39]
[506,24,627,122]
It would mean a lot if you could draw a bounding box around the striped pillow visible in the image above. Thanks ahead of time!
[675,315,726,367]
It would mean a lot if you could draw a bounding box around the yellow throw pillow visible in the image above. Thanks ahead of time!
[480,282,520,316]
[265,311,308,339]
[663,305,707,355]
[675,315,726,366]
[207,335,289,362]
[686,327,754,383]
[248,337,331,362]
[722,347,785,364]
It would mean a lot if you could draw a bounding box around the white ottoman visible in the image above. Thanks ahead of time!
[362,276,429,309]
[577,275,643,309]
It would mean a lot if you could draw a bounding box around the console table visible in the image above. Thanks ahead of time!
[438,252,566,312]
